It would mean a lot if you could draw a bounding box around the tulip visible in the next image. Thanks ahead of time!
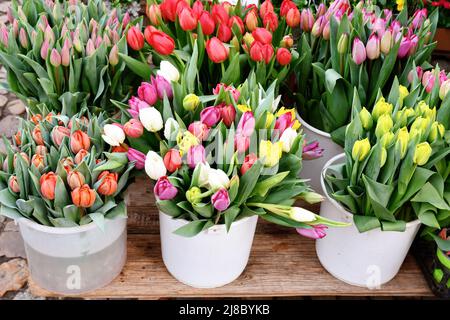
[352,37,366,65]
[262,43,274,64]
[211,188,230,211]
[128,96,150,119]
[286,7,300,27]
[206,37,229,63]
[300,9,314,32]
[337,33,349,54]
[259,0,274,19]
[398,36,411,59]
[260,140,283,167]
[429,122,445,143]
[311,16,325,38]
[199,11,215,35]
[213,83,240,102]
[274,112,294,134]
[352,138,371,162]
[228,16,245,34]
[290,207,317,222]
[31,154,45,171]
[124,119,144,139]
[302,141,324,160]
[217,23,232,43]
[32,126,45,145]
[241,153,258,175]
[276,48,291,66]
[147,4,161,26]
[375,114,393,139]
[252,28,272,45]
[187,145,206,169]
[13,152,30,168]
[154,176,178,200]
[51,126,71,147]
[412,9,427,29]
[152,75,173,99]
[279,127,297,152]
[137,82,158,106]
[200,106,221,127]
[179,7,198,31]
[163,149,182,172]
[71,184,96,208]
[139,107,163,132]
[359,107,373,130]
[263,11,278,32]
[219,104,236,127]
[177,131,200,155]
[280,0,296,17]
[408,35,419,56]
[211,4,229,24]
[245,10,258,31]
[124,149,144,171]
[413,142,432,166]
[296,225,328,239]
[67,171,85,190]
[440,79,450,100]
[122,12,131,27]
[186,186,202,204]
[70,130,90,154]
[372,97,393,121]
[97,171,119,196]
[19,28,28,49]
[188,121,210,141]
[422,71,435,93]
[36,145,47,157]
[237,112,256,137]
[160,0,178,21]
[192,0,203,18]
[49,48,61,67]
[249,41,264,62]
[281,35,294,48]
[380,30,392,55]
[144,27,175,55]
[40,172,58,200]
[8,176,20,193]
[366,34,380,60]
[145,151,167,180]
[102,124,126,146]
[183,94,200,111]
[126,26,144,51]
[208,168,230,190]
[322,21,331,40]
[157,60,180,82]
[234,133,250,153]
[75,149,89,165]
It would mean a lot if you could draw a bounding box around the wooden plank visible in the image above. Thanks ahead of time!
[29,231,433,298]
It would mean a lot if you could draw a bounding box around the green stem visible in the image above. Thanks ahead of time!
[54,67,61,95]
[139,51,147,64]
[154,131,162,141]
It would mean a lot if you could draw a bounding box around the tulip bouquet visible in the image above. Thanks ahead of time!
[123,0,296,94]
[103,67,345,237]
[0,107,135,228]
[289,0,438,144]
[323,87,450,232]
[0,0,141,116]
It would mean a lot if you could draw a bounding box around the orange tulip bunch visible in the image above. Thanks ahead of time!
[0,108,135,227]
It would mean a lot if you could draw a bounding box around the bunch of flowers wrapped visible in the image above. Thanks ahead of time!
[123,0,296,92]
[289,0,438,143]
[102,67,345,237]
[324,94,450,232]
[0,0,140,115]
[0,106,134,228]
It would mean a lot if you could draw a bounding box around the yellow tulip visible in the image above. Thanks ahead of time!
[375,114,393,138]
[182,94,200,111]
[399,85,409,103]
[413,142,432,166]
[396,127,409,159]
[372,97,393,121]
[237,104,251,113]
[177,130,199,155]
[429,122,445,142]
[380,131,395,147]
[359,107,373,130]
[380,147,387,167]
[259,140,283,167]
[275,107,296,121]
[265,112,275,128]
[352,138,371,162]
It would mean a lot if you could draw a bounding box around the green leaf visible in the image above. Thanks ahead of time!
[49,217,79,228]
[119,53,152,80]
[235,160,263,206]
[173,220,208,237]
[0,205,23,220]
[54,176,70,210]
[105,201,127,219]
[63,205,81,223]
[381,220,406,232]
[431,234,450,251]
[223,206,240,232]
[252,172,289,197]
[0,188,18,209]
[411,182,450,210]
[16,199,34,217]
[192,202,213,218]
[157,199,182,217]
[89,212,105,232]
[353,215,381,233]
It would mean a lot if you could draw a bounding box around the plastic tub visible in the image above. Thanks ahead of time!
[18,217,127,294]
[159,211,258,288]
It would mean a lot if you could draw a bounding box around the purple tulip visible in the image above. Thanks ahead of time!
[352,37,366,65]
[397,36,411,59]
[154,176,178,200]
[187,145,206,169]
[296,225,328,239]
[408,34,419,56]
[151,75,173,99]
[127,148,146,170]
[302,141,324,160]
[137,82,158,106]
[200,106,221,127]
[128,96,150,119]
[236,111,255,137]
[211,188,230,211]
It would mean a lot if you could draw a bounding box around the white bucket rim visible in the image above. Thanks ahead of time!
[297,113,332,139]
[320,153,420,229]
[159,211,257,231]
[17,216,127,235]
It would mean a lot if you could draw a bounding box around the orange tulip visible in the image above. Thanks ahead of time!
[74,149,89,164]
[67,171,85,190]
[36,145,48,157]
[31,114,43,124]
[32,126,44,145]
[40,172,58,200]
[14,131,21,146]
[70,130,90,154]
[13,152,30,168]
[8,176,20,193]
[60,157,74,173]
[71,184,96,208]
[51,126,71,147]
[112,144,129,153]
[31,154,45,171]
[97,171,119,196]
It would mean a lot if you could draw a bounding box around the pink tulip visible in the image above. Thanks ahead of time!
[19,28,28,49]
[236,112,255,137]
[187,145,206,169]
[296,225,328,239]
[371,18,386,37]
[137,82,158,106]
[151,75,173,99]
[412,9,427,30]
[40,39,50,59]
[397,36,411,59]
[122,12,131,28]
[61,39,70,67]
[274,113,293,134]
[86,39,96,56]
[44,25,54,43]
[408,66,423,83]
[211,188,230,211]
[234,133,250,153]
[188,121,210,141]
[219,104,236,127]
[422,71,435,93]
[352,37,366,65]
[124,119,144,138]
[383,9,392,21]
[366,34,380,60]
[0,25,8,47]
[212,83,240,102]
[300,9,314,32]
[127,148,146,170]
[154,176,178,200]
[408,35,419,56]
[439,70,448,85]
[200,106,221,127]
[50,48,61,67]
[128,96,150,119]
[302,141,324,160]
[390,20,401,38]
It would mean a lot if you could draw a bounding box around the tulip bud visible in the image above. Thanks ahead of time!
[245,10,258,31]
[86,39,95,56]
[32,126,45,145]
[74,149,89,165]
[396,127,409,159]
[188,121,210,141]
[145,151,167,180]
[352,37,366,65]
[380,147,387,167]
[163,118,179,142]
[286,7,300,27]
[109,44,119,66]
[163,149,182,172]
[211,188,230,211]
[51,126,71,147]
[8,176,20,193]
[208,168,230,191]
[300,9,314,32]
[139,107,163,132]
[200,106,221,127]
[359,107,373,130]
[380,132,395,148]
[301,192,324,204]
[322,21,331,40]
[40,39,51,60]
[67,171,85,190]
[101,124,126,146]
[252,27,272,45]
[241,153,257,175]
[186,187,202,204]
[187,145,206,169]
[352,138,371,162]
[147,4,161,26]
[259,140,283,167]
[413,142,432,166]
[157,60,180,83]
[71,184,96,208]
[279,127,298,152]
[183,94,200,111]
[290,207,316,222]
[154,176,178,200]
[70,130,90,154]
[276,47,292,66]
[137,82,158,106]
[372,97,393,121]
[127,26,144,51]
[31,154,45,171]
[40,172,58,200]
[123,119,144,139]
[440,79,450,100]
[366,34,380,60]
[97,171,119,196]
[127,148,145,170]
[375,114,393,139]
[19,28,28,49]
[281,35,293,48]
[429,122,445,143]
[337,33,349,54]
[205,37,229,64]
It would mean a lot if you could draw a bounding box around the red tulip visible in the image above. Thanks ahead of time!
[280,0,296,17]
[160,0,180,22]
[219,104,236,127]
[263,11,278,32]
[241,153,257,175]
[250,41,264,62]
[217,23,232,42]
[179,7,198,31]
[40,172,58,200]
[206,37,229,63]
[252,27,272,44]
[71,184,96,208]
[199,11,215,35]
[192,0,203,19]
[163,149,182,172]
[276,47,291,66]
[126,26,144,51]
[245,10,258,32]
[228,16,244,34]
[262,43,274,64]
[144,26,175,55]
[211,4,229,25]
[286,7,300,27]
[259,0,274,19]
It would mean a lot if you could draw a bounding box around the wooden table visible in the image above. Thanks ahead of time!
[29,178,433,298]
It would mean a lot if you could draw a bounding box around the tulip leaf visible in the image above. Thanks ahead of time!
[16,199,34,217]
[113,163,134,197]
[228,176,239,204]
[186,40,198,93]
[89,213,105,232]
[49,217,79,228]
[411,182,450,210]
[192,202,213,218]
[431,234,450,251]
[353,215,381,233]
[63,205,81,223]
[0,205,23,220]
[221,52,240,85]
[173,220,208,237]
[119,53,152,80]
[0,188,18,209]
[252,172,289,197]
[223,206,241,232]
[381,220,406,232]
[236,160,263,206]
[54,176,70,210]
[157,199,182,217]
[89,191,104,213]
[105,201,127,220]
[261,212,308,228]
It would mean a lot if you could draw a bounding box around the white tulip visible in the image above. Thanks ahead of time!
[139,107,163,132]
[196,162,210,188]
[208,168,230,191]
[279,127,298,152]
[101,124,125,147]
[289,207,317,222]
[157,61,180,82]
[145,151,167,180]
[164,117,179,141]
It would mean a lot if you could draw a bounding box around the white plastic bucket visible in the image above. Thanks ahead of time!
[316,153,421,287]
[159,211,258,288]
[298,115,344,195]
[18,217,127,294]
